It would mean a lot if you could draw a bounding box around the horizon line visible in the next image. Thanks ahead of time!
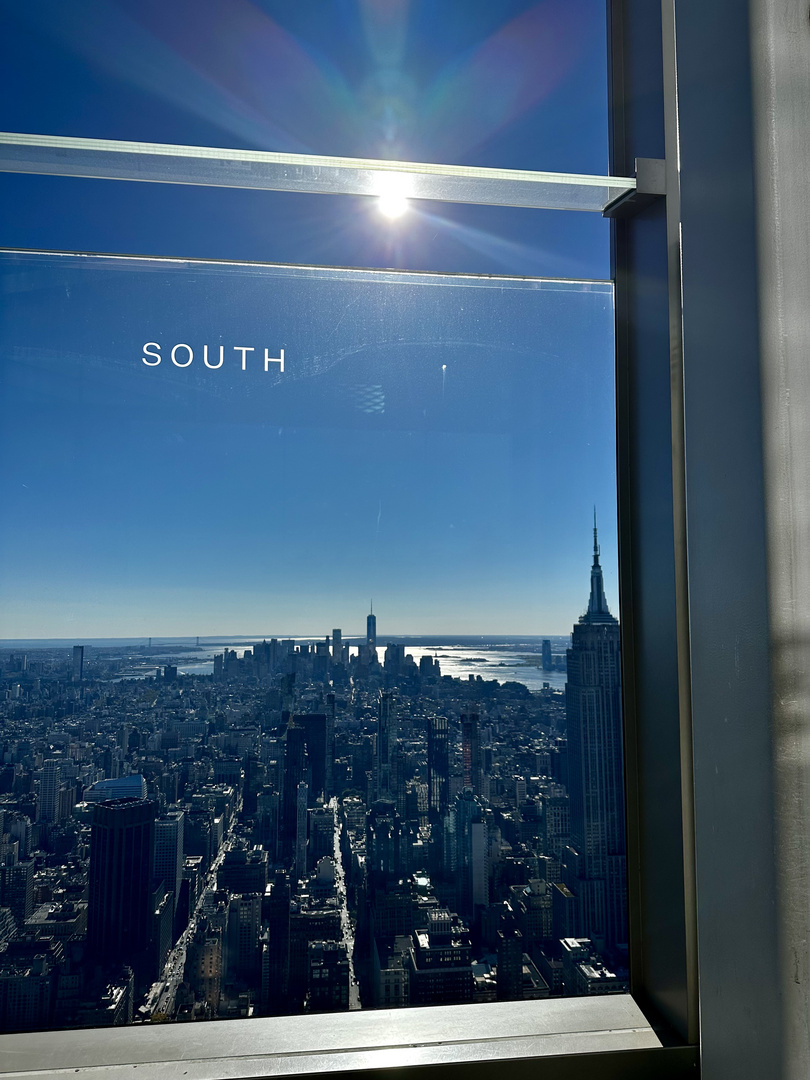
[0,629,581,645]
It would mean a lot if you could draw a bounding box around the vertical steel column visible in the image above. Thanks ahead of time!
[608,0,696,1044]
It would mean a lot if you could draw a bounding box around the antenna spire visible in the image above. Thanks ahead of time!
[593,506,600,563]
[585,508,613,621]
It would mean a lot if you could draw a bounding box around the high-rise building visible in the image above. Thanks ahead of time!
[427,716,449,820]
[497,924,524,1001]
[295,782,309,883]
[375,691,397,801]
[542,640,552,672]
[87,798,157,981]
[365,800,406,893]
[308,806,335,873]
[406,909,474,1006]
[307,940,350,1012]
[255,788,280,861]
[37,759,62,825]
[226,893,261,983]
[461,713,484,797]
[291,713,333,801]
[563,519,625,953]
[0,859,34,925]
[366,604,376,649]
[283,721,309,858]
[72,645,84,683]
[185,921,222,1015]
[262,870,291,1014]
[444,790,488,921]
[331,629,342,663]
[154,810,184,912]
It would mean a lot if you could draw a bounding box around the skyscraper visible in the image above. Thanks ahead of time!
[542,639,552,672]
[427,716,450,820]
[72,645,84,683]
[37,759,62,825]
[154,810,184,912]
[375,691,397,801]
[294,781,308,883]
[563,518,626,954]
[366,603,376,649]
[444,790,488,921]
[283,720,309,859]
[291,713,331,801]
[87,798,157,981]
[461,713,484,797]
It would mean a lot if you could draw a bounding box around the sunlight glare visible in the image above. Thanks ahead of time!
[375,172,410,220]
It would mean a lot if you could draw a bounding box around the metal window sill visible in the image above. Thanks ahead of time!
[0,996,700,1080]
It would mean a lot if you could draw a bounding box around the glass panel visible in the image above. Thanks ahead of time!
[0,133,634,213]
[0,250,625,1028]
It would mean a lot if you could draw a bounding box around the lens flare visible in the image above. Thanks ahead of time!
[375,172,410,219]
[378,192,409,218]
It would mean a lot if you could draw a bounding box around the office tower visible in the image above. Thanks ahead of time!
[295,782,309,883]
[497,925,524,1001]
[325,693,337,792]
[384,642,405,677]
[406,909,474,1005]
[331,629,342,662]
[461,713,484,797]
[227,894,261,983]
[313,638,330,681]
[185,921,222,1015]
[308,806,335,873]
[542,639,552,672]
[262,870,291,1014]
[87,798,157,980]
[255,788,280,861]
[307,940,350,1012]
[365,800,406,893]
[72,645,84,682]
[0,858,34,925]
[444,790,488,922]
[154,810,184,912]
[427,716,450,819]
[375,691,397,801]
[563,519,625,953]
[291,713,332,801]
[218,847,269,896]
[37,759,62,825]
[283,721,309,859]
[367,603,377,649]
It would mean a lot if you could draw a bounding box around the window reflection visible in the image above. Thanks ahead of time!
[0,251,624,1030]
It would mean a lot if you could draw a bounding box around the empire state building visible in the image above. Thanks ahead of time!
[563,517,626,955]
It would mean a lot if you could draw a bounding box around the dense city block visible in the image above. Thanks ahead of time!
[0,537,626,1032]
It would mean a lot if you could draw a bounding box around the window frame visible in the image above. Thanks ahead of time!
[6,0,802,1076]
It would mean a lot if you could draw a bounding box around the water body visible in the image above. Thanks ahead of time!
[170,636,571,691]
[2,635,571,692]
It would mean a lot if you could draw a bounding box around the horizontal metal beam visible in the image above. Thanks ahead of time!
[0,132,635,213]
[0,997,666,1079]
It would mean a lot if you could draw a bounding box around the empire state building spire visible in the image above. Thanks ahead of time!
[585,510,615,622]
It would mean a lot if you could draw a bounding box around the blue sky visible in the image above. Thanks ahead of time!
[0,0,617,638]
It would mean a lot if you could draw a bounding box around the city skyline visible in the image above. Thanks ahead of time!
[0,525,627,1028]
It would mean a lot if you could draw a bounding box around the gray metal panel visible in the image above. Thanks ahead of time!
[608,0,694,1043]
[672,0,783,1077]
[749,2,810,1078]
[0,997,660,1079]
[0,133,634,213]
